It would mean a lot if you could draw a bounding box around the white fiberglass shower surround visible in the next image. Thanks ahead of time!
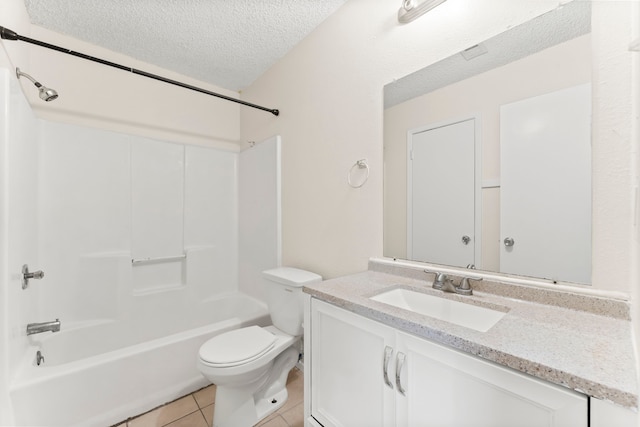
[0,63,281,427]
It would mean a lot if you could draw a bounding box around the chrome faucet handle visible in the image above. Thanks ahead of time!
[422,268,440,282]
[423,269,438,277]
[423,269,446,289]
[22,264,45,289]
[455,275,483,296]
[432,272,447,290]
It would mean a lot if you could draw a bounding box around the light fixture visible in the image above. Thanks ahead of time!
[398,0,448,24]
[16,67,59,101]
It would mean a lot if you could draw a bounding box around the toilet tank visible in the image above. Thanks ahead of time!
[262,267,322,336]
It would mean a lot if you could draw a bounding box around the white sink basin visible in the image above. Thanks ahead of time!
[370,288,506,332]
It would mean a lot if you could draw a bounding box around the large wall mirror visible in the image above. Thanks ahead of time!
[383,1,593,285]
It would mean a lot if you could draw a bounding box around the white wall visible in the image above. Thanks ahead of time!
[0,63,41,426]
[0,5,61,418]
[383,34,591,270]
[36,120,240,324]
[238,137,281,301]
[590,2,638,295]
[0,62,11,427]
[0,9,32,424]
[629,1,640,408]
[24,24,241,150]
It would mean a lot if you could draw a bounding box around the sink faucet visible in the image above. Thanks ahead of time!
[424,269,482,296]
[26,319,61,335]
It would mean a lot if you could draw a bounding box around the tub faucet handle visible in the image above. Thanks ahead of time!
[22,264,45,289]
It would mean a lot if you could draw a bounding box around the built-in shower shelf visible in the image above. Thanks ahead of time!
[131,254,186,265]
[131,253,186,294]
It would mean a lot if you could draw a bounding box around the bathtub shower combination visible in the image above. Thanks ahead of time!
[2,67,282,427]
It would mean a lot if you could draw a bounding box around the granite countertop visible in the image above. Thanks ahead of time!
[303,262,638,410]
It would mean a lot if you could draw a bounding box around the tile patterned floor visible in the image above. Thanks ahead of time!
[112,368,303,427]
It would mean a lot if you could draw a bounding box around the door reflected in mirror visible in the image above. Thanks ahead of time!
[383,1,592,284]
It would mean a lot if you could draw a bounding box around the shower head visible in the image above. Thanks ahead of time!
[15,67,58,102]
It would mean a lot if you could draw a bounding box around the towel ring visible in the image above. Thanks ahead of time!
[348,159,370,188]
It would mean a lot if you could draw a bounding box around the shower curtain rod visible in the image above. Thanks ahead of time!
[0,26,280,116]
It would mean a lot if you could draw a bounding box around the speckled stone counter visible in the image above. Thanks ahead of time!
[303,260,638,410]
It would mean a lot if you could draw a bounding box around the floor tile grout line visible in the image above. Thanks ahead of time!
[193,385,216,410]
[165,394,201,426]
[160,405,206,427]
[121,393,202,427]
[199,406,211,426]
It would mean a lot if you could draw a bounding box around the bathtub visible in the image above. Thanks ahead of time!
[9,293,270,427]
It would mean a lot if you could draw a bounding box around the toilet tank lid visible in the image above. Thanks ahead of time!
[262,267,322,287]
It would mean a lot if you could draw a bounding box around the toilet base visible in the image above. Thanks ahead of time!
[255,386,289,421]
[212,346,299,427]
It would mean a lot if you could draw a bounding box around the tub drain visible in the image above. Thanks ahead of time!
[271,398,277,404]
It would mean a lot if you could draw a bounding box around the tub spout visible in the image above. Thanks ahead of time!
[27,319,60,335]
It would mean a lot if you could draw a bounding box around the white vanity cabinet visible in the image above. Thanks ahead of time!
[307,298,588,427]
[395,330,587,426]
[309,297,396,426]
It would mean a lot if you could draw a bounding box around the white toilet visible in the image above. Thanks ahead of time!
[197,267,321,427]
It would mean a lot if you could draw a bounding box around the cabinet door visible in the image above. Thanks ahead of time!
[395,331,587,427]
[310,299,395,427]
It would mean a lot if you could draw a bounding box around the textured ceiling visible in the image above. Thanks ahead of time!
[385,1,591,108]
[23,0,347,92]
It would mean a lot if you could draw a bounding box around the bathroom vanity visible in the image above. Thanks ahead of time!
[302,259,637,427]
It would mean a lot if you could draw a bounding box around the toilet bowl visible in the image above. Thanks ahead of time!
[197,267,321,427]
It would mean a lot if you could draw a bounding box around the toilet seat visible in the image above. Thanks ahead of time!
[199,326,276,368]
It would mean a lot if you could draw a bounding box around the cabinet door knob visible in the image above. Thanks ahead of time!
[383,346,394,389]
[396,352,407,396]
